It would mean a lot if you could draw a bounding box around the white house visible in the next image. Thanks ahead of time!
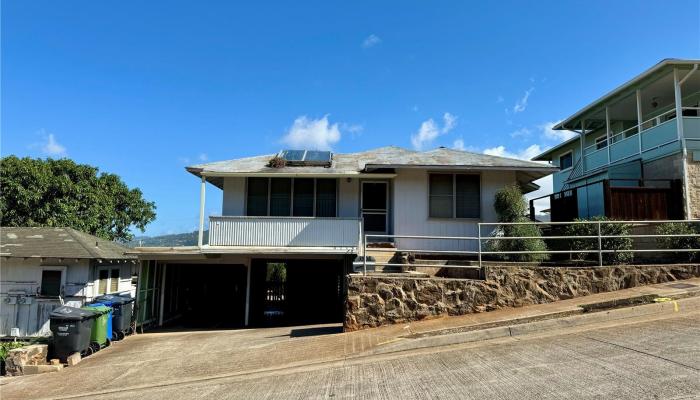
[0,227,136,337]
[131,146,555,329]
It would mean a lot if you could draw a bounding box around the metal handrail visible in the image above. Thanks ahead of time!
[358,219,700,275]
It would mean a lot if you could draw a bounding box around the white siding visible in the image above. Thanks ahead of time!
[338,178,359,217]
[392,168,514,252]
[1,259,134,337]
[222,177,246,216]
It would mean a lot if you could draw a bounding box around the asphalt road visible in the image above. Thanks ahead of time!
[5,309,698,400]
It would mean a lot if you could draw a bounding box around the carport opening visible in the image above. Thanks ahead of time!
[250,259,345,327]
[160,264,247,330]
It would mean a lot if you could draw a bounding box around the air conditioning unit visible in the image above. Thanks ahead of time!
[4,297,17,305]
[17,296,33,305]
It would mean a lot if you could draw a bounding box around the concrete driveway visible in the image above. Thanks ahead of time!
[2,280,699,400]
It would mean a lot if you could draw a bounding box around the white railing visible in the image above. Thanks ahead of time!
[358,220,700,274]
[209,216,362,248]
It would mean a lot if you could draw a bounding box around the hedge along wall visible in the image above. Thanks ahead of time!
[344,264,700,331]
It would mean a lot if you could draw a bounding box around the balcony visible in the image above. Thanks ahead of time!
[208,216,362,249]
[577,109,699,178]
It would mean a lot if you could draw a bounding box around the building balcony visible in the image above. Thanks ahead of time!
[574,111,699,179]
[207,216,362,250]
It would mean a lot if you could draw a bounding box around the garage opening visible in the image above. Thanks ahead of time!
[249,259,345,327]
[160,264,247,329]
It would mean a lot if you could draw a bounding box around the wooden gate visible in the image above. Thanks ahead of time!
[605,179,683,220]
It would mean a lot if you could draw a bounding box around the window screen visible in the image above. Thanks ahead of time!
[110,269,119,293]
[559,152,573,170]
[246,178,269,216]
[40,270,62,297]
[429,174,453,218]
[269,178,292,216]
[315,179,337,217]
[293,178,314,216]
[455,175,480,218]
[98,269,109,295]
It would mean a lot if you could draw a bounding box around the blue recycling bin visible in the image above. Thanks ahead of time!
[93,294,135,340]
[87,302,113,341]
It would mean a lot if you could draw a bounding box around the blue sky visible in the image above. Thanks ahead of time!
[3,1,700,236]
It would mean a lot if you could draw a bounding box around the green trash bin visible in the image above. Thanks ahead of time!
[81,304,111,352]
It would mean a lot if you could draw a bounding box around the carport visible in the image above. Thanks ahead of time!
[129,247,353,330]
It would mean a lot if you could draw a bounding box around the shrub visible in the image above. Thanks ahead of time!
[564,217,633,265]
[486,185,548,262]
[0,342,26,361]
[267,156,287,168]
[655,222,700,262]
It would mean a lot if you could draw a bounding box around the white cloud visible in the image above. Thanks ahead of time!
[452,138,465,150]
[411,119,440,150]
[41,133,66,156]
[483,144,543,161]
[442,112,457,133]
[281,115,341,150]
[362,34,382,48]
[513,88,534,113]
[411,112,458,150]
[540,120,576,141]
[510,127,532,138]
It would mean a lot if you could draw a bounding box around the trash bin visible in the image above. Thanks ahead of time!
[81,304,111,352]
[93,294,135,340]
[49,306,99,362]
[87,302,114,342]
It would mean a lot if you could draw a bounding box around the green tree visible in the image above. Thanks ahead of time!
[486,184,548,262]
[0,156,156,241]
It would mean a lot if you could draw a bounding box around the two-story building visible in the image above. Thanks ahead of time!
[132,146,555,329]
[533,59,700,221]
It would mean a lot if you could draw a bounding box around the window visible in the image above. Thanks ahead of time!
[315,179,337,217]
[246,178,337,217]
[292,178,314,216]
[246,178,269,216]
[98,268,120,295]
[429,174,480,219]
[269,178,292,216]
[595,136,608,150]
[40,269,63,297]
[559,152,573,170]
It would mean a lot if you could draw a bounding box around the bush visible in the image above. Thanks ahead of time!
[0,342,26,361]
[486,185,548,262]
[564,217,633,265]
[655,222,700,262]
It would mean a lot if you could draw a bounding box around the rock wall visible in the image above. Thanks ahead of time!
[345,264,700,331]
[687,153,700,219]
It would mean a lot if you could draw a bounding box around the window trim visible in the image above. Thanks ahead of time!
[39,266,66,298]
[97,266,121,295]
[427,172,482,220]
[558,150,574,172]
[245,177,338,217]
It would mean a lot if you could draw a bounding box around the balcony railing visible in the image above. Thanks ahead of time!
[575,107,699,178]
[208,216,362,248]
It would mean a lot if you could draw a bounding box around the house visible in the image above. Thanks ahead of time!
[532,59,700,221]
[0,227,136,337]
[131,146,555,329]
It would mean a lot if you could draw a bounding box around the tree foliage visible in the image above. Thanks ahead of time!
[487,184,548,262]
[0,156,156,241]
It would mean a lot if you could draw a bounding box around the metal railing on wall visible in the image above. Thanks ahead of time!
[358,220,700,275]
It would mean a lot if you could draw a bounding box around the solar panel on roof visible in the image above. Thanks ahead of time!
[304,150,332,162]
[280,150,305,161]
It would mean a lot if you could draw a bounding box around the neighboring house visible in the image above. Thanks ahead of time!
[0,227,136,337]
[131,146,554,328]
[533,59,700,221]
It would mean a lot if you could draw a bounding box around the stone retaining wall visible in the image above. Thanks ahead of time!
[344,264,700,331]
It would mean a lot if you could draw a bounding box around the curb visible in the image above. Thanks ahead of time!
[358,295,700,356]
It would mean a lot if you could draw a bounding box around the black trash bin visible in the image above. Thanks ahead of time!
[94,294,135,339]
[49,306,99,362]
